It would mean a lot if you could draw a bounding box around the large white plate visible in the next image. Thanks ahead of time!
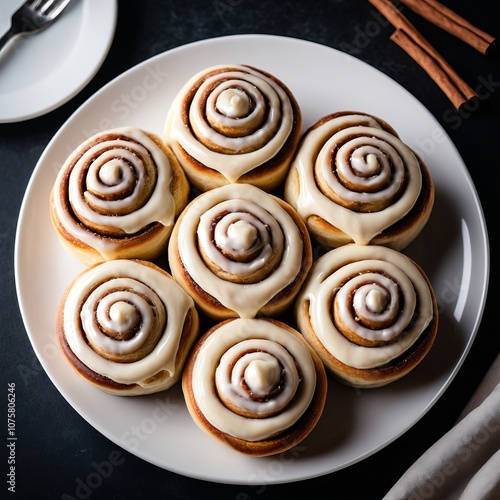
[0,0,117,123]
[15,35,489,484]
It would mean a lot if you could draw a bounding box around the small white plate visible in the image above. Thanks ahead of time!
[0,0,117,123]
[15,35,489,484]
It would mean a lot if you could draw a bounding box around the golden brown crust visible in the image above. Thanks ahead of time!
[50,130,190,265]
[50,192,171,265]
[296,256,439,388]
[284,111,435,250]
[149,133,190,218]
[299,300,438,388]
[168,193,312,320]
[301,154,434,250]
[56,259,199,396]
[181,318,328,456]
[165,64,303,192]
[310,110,400,137]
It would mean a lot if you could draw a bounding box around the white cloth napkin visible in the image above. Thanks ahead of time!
[383,353,500,500]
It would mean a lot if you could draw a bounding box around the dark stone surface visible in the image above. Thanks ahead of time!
[1,1,498,498]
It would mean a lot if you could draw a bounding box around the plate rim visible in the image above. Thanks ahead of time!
[14,33,490,484]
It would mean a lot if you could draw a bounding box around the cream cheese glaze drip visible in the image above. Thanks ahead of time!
[165,64,294,182]
[297,245,433,369]
[63,260,194,387]
[192,319,316,441]
[291,113,422,244]
[171,184,304,318]
[53,127,175,258]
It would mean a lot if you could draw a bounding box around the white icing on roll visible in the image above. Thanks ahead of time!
[63,260,194,387]
[243,355,282,396]
[216,340,299,415]
[83,285,161,355]
[297,245,433,369]
[192,319,316,441]
[53,127,175,258]
[165,65,295,182]
[197,199,282,278]
[171,184,304,318]
[290,113,422,244]
[215,88,251,118]
[333,266,416,342]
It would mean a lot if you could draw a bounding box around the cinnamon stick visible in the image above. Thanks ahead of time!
[391,29,467,110]
[368,0,477,108]
[397,0,496,55]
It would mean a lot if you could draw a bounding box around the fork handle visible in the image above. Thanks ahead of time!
[0,26,18,55]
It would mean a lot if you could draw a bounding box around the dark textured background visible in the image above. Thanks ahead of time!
[1,1,499,498]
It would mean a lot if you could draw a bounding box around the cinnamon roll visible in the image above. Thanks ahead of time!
[163,64,302,192]
[50,127,190,265]
[168,183,312,320]
[284,111,434,250]
[295,244,438,388]
[182,317,328,456]
[56,259,199,396]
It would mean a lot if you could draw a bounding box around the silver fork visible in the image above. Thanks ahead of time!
[0,0,72,54]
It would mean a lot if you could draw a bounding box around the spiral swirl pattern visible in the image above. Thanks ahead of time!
[80,278,165,362]
[169,183,310,318]
[190,71,284,155]
[296,244,434,371]
[189,318,317,442]
[316,131,408,213]
[285,112,426,246]
[216,339,300,418]
[164,64,301,187]
[52,127,180,261]
[332,266,417,347]
[61,260,196,392]
[197,199,284,284]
